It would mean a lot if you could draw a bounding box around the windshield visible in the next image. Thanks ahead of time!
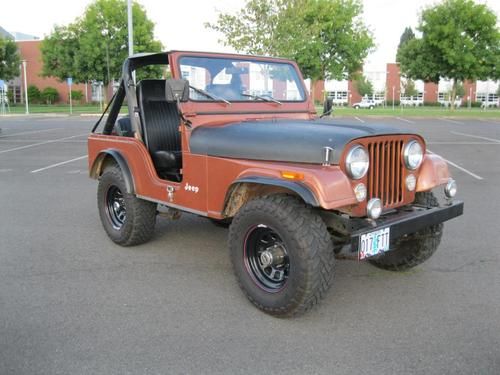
[179,56,306,102]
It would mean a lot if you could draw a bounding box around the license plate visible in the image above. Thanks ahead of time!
[359,227,390,260]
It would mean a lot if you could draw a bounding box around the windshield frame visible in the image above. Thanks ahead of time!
[176,54,308,104]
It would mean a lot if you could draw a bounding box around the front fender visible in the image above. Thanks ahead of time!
[416,153,451,192]
[233,176,319,207]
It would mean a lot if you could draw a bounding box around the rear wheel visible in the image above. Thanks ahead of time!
[368,192,443,271]
[97,164,157,246]
[229,195,335,317]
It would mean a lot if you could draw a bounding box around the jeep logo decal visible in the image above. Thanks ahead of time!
[184,183,199,193]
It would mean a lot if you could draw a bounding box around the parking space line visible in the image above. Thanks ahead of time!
[439,118,465,124]
[427,149,484,180]
[0,128,62,138]
[31,155,88,173]
[354,116,365,123]
[396,117,414,124]
[451,131,500,144]
[0,133,88,154]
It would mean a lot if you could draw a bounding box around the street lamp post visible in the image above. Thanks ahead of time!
[22,60,29,114]
[392,86,395,111]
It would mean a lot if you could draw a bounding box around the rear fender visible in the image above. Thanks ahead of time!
[89,149,135,194]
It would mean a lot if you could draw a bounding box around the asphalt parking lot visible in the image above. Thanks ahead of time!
[1,114,499,374]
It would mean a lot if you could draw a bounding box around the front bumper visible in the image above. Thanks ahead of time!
[323,200,464,258]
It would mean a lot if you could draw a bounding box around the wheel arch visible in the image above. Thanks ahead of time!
[222,176,319,218]
[89,149,135,194]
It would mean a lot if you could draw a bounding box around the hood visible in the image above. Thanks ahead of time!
[189,118,416,165]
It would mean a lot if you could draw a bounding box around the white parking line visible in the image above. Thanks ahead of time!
[0,133,88,154]
[439,118,465,125]
[0,128,62,138]
[427,149,484,180]
[31,155,88,173]
[396,117,414,124]
[354,116,365,123]
[451,131,500,144]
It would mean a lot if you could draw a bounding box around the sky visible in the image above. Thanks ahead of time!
[1,0,499,73]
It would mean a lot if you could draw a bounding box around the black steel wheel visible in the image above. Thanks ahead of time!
[243,225,289,292]
[105,185,126,230]
[97,163,157,246]
[229,194,335,317]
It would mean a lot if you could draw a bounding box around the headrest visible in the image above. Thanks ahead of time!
[137,80,166,102]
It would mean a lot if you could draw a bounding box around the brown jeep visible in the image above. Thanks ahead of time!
[88,51,463,317]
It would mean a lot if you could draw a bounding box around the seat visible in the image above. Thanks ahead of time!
[137,79,182,181]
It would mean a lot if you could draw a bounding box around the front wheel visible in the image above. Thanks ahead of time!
[229,195,335,317]
[368,192,443,271]
[97,164,157,246]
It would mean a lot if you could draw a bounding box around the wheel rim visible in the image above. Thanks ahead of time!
[105,185,126,230]
[243,225,289,292]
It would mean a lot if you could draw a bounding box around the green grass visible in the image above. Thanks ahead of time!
[6,104,103,114]
[3,103,500,118]
[316,105,500,118]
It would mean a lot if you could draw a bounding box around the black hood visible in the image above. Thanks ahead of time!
[189,118,416,164]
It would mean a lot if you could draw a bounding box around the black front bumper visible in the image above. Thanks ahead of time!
[323,200,464,258]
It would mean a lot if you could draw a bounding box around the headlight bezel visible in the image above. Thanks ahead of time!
[403,140,424,170]
[345,145,369,180]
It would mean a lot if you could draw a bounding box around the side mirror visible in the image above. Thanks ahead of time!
[165,79,189,103]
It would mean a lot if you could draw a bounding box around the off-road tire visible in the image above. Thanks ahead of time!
[229,194,335,317]
[368,192,443,271]
[97,164,157,246]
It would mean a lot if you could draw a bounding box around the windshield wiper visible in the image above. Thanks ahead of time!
[241,93,282,105]
[189,85,231,105]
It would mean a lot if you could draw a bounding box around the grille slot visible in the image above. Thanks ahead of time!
[367,140,404,208]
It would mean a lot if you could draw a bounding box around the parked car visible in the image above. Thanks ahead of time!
[88,51,463,317]
[352,99,375,109]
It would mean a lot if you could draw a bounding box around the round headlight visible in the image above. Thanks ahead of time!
[403,140,423,170]
[346,145,369,179]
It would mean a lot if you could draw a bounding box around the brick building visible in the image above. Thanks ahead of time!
[13,40,91,104]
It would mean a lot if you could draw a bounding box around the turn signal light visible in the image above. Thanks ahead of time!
[280,171,304,180]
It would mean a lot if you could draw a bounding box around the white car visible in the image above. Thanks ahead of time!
[352,99,375,109]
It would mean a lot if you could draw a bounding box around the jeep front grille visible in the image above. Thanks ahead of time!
[367,139,405,208]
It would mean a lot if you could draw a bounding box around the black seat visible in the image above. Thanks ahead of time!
[137,79,182,180]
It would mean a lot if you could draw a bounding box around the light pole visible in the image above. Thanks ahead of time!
[392,86,395,111]
[128,0,133,56]
[22,60,29,114]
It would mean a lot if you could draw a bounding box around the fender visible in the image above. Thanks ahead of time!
[231,176,319,207]
[89,149,135,194]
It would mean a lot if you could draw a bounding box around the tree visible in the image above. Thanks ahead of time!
[27,85,41,104]
[206,0,374,99]
[41,0,163,92]
[205,0,287,55]
[41,87,59,104]
[401,79,418,97]
[0,37,20,80]
[396,27,415,62]
[398,0,500,110]
[353,74,373,97]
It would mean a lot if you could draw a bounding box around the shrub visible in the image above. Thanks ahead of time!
[423,101,441,107]
[70,90,83,101]
[27,85,41,104]
[386,100,400,106]
[471,101,483,108]
[41,87,58,104]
